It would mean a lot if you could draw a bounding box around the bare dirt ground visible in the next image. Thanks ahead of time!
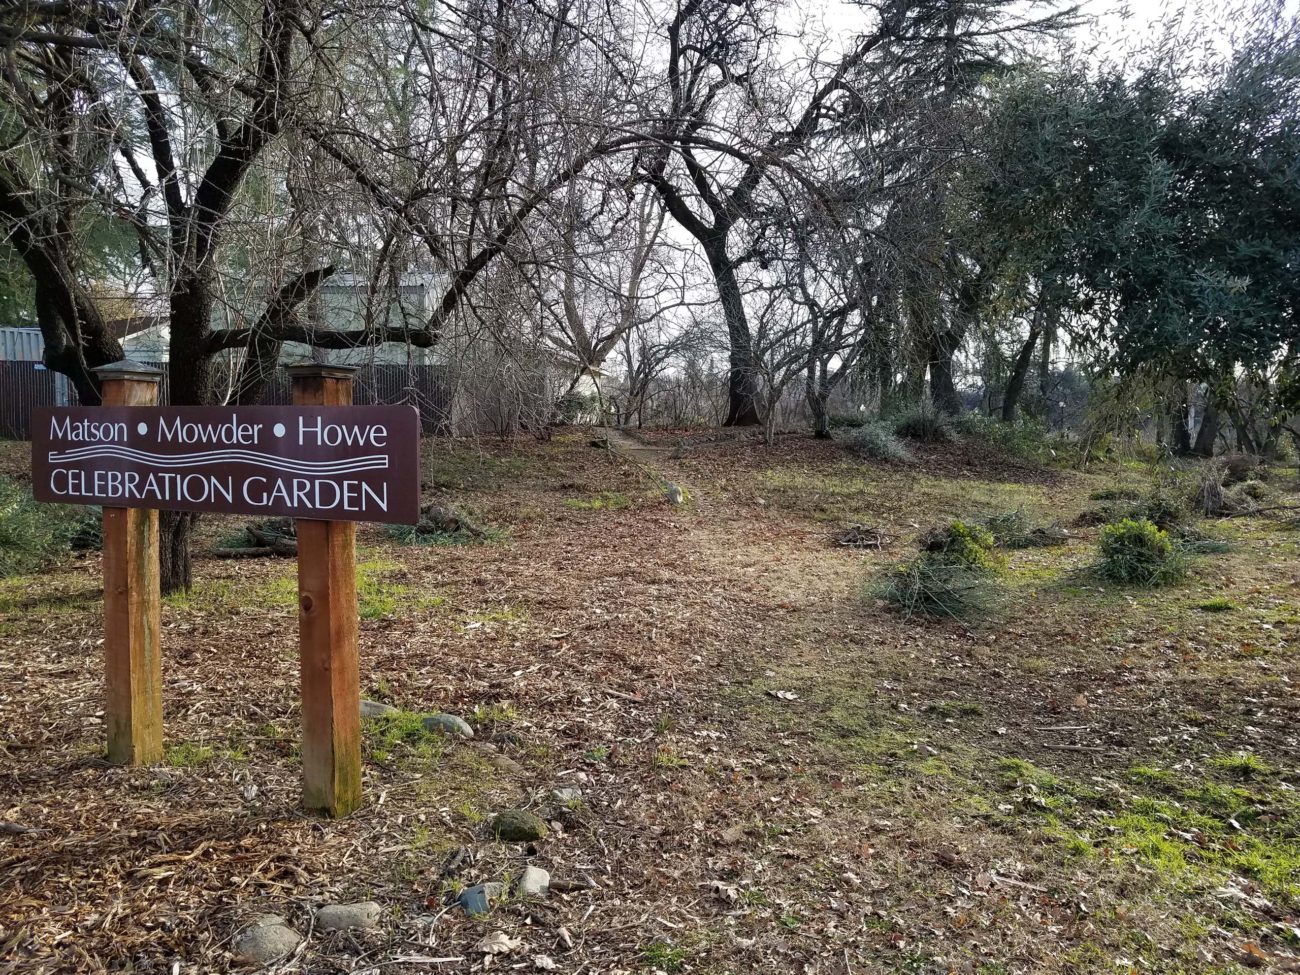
[1,430,1297,975]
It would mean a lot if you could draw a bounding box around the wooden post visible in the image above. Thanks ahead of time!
[289,365,362,816]
[96,360,164,766]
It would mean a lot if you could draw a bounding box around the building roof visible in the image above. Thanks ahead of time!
[105,315,166,340]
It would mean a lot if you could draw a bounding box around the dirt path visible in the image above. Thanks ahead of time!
[599,427,671,466]
[1,433,1297,974]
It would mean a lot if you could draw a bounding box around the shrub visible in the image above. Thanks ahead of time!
[1089,487,1143,503]
[953,413,1064,462]
[1095,518,1188,587]
[892,405,956,443]
[875,519,1001,619]
[1195,464,1228,517]
[1237,479,1273,501]
[1200,464,1273,517]
[1172,524,1231,554]
[981,509,1069,549]
[68,506,103,551]
[872,554,996,619]
[827,413,867,430]
[1221,452,1266,485]
[920,519,998,568]
[388,505,498,545]
[1079,487,1187,529]
[841,421,912,462]
[1133,489,1187,530]
[0,478,86,576]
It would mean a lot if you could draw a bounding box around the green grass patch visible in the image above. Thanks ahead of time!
[165,742,216,767]
[1208,751,1274,780]
[994,756,1300,905]
[925,700,985,719]
[564,491,632,511]
[423,449,530,491]
[640,941,688,972]
[757,465,1055,525]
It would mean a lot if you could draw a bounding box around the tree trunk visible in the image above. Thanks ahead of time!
[927,331,962,415]
[1171,390,1192,456]
[1039,318,1054,396]
[1002,325,1042,422]
[160,269,216,594]
[706,245,760,426]
[1192,399,1220,457]
[159,510,196,594]
[806,362,832,439]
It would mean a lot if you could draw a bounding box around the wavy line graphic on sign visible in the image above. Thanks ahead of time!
[47,445,390,475]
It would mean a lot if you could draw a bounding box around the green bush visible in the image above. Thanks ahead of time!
[892,405,956,443]
[953,413,1068,462]
[920,519,998,568]
[0,477,86,575]
[1237,479,1273,502]
[873,554,996,619]
[1133,490,1187,530]
[1095,518,1188,587]
[1078,487,1188,529]
[841,422,912,462]
[874,519,1002,619]
[68,506,103,551]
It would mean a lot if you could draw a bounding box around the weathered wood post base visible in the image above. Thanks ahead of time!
[96,361,164,765]
[290,365,362,816]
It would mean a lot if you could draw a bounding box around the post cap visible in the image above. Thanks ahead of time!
[286,363,358,381]
[93,359,163,383]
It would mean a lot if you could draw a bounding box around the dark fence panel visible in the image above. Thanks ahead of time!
[257,365,453,433]
[1,362,452,438]
[0,362,72,439]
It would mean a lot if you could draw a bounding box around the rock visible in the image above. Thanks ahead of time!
[470,741,524,775]
[361,700,397,719]
[517,865,550,899]
[422,713,473,738]
[316,901,382,932]
[491,809,548,842]
[551,787,582,805]
[235,915,301,965]
[456,882,505,916]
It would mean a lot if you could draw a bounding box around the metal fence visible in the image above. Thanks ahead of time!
[0,362,454,439]
[0,362,76,439]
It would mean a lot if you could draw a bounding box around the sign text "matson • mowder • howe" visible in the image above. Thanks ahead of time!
[32,405,420,524]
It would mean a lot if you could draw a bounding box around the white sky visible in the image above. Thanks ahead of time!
[801,0,1300,64]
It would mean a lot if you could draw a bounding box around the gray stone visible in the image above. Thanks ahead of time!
[456,882,505,917]
[361,700,397,719]
[551,787,582,805]
[491,809,548,842]
[517,865,550,899]
[422,713,474,738]
[316,900,382,932]
[235,915,301,965]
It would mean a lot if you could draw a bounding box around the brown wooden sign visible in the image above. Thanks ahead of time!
[32,404,420,524]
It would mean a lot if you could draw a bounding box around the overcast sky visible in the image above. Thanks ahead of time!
[801,0,1300,64]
